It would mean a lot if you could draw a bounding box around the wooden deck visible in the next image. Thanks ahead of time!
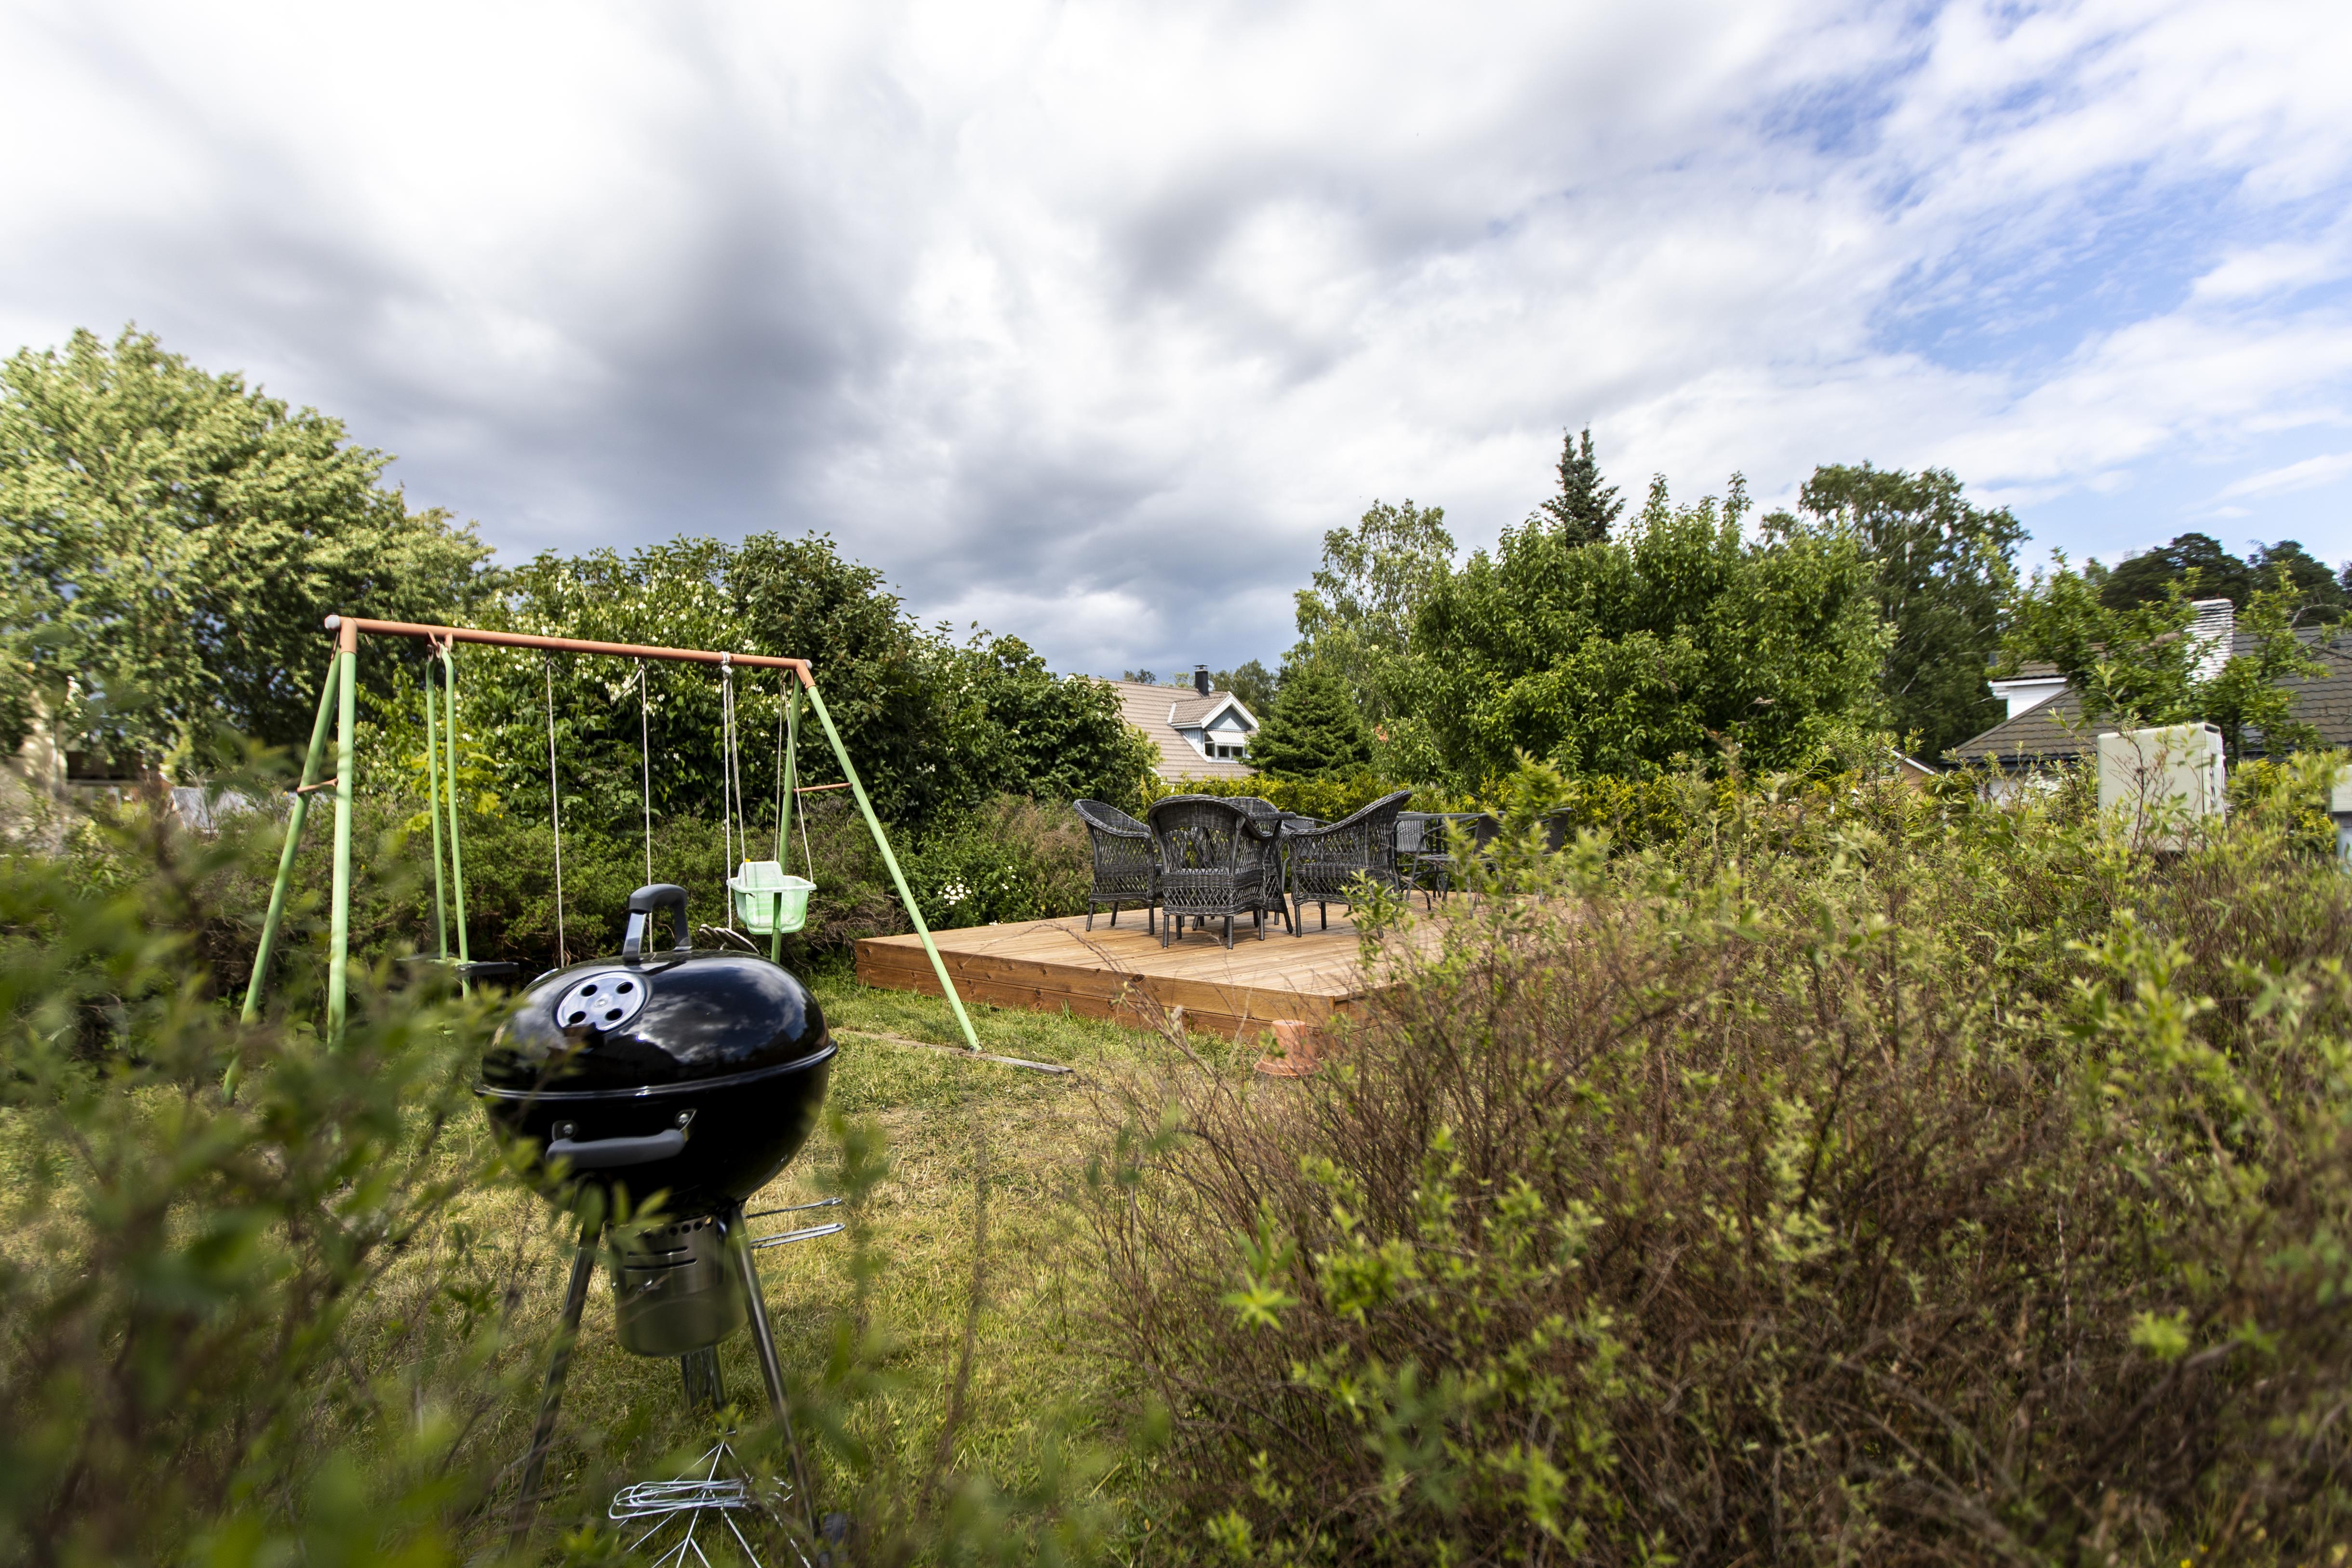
[855,908,1431,1038]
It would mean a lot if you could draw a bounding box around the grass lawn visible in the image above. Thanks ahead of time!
[503,964,1210,1549]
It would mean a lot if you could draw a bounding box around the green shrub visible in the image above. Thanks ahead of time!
[903,795,1092,930]
[1087,768,2352,1563]
[0,810,536,1563]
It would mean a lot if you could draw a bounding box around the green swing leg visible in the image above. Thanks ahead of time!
[441,645,473,992]
[327,632,359,1044]
[424,663,449,962]
[800,677,981,1054]
[240,654,344,1025]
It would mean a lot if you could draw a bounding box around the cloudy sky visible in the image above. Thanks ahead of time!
[2,1,2348,677]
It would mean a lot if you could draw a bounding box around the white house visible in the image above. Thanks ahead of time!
[1109,666,1261,781]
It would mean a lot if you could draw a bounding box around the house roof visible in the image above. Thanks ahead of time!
[1947,632,2352,769]
[1107,680,1258,780]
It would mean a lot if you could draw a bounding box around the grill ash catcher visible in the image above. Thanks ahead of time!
[479,884,844,1535]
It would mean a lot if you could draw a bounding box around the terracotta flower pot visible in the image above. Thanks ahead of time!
[1253,1018,1323,1078]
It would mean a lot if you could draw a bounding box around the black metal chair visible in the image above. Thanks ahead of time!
[1283,790,1413,934]
[1074,799,1158,932]
[1146,796,1280,948]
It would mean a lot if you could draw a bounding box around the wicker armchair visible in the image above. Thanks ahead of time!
[1230,797,1295,934]
[1395,811,1445,908]
[1146,796,1280,948]
[1074,799,1158,932]
[1284,790,1413,934]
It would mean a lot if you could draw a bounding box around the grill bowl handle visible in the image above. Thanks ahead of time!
[548,1128,687,1169]
[622,884,692,959]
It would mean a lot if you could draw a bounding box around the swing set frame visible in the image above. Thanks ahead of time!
[240,614,984,1052]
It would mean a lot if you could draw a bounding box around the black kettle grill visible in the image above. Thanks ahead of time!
[484,885,839,1517]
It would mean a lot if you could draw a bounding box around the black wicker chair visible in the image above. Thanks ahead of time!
[1284,790,1413,934]
[1146,795,1280,948]
[1395,811,1445,908]
[1074,799,1158,932]
[1230,797,1295,933]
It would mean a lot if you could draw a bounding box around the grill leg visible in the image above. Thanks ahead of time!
[679,1347,725,1412]
[514,1217,600,1537]
[1223,914,1233,948]
[724,1204,820,1543]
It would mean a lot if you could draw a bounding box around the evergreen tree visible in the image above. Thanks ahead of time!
[1537,426,1623,545]
[1248,664,1372,778]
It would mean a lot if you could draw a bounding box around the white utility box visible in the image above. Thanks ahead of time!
[2097,724,2225,844]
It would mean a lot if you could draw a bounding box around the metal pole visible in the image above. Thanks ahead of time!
[441,646,473,989]
[516,1219,600,1536]
[327,626,358,1044]
[322,614,810,675]
[240,656,341,1023]
[723,1206,818,1541]
[423,664,449,962]
[799,677,982,1052]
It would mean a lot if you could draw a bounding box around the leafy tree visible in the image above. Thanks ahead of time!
[1535,426,1622,545]
[427,533,1154,841]
[0,326,494,768]
[2098,532,2254,611]
[1122,669,1158,684]
[2003,560,2323,759]
[1783,464,2022,758]
[1289,499,1454,752]
[1405,475,1887,781]
[1248,665,1373,779]
[2250,540,2349,625]
[1213,659,1279,716]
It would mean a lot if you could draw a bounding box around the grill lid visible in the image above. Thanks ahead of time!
[481,884,828,1095]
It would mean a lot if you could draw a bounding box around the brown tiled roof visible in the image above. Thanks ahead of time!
[1108,680,1257,781]
[1948,633,2352,768]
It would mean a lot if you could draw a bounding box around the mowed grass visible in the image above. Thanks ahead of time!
[504,967,1201,1541]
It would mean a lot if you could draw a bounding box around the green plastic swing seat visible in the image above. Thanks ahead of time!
[729,860,815,935]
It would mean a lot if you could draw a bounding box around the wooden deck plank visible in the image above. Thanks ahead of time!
[854,909,1420,1038]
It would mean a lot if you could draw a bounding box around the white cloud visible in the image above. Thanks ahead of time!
[0,0,2349,674]
[2217,451,2352,501]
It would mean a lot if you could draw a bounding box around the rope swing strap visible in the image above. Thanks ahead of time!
[545,656,567,967]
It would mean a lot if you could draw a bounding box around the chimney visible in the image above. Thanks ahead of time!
[2190,598,2234,682]
[1193,664,1212,697]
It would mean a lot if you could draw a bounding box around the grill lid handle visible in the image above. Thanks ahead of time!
[548,1127,688,1169]
[622,884,692,959]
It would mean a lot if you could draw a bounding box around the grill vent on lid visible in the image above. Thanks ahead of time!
[554,969,650,1032]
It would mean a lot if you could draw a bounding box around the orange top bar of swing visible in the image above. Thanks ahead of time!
[323,616,813,681]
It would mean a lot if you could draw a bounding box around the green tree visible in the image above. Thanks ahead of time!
[1405,475,1887,781]
[2003,560,2323,759]
[436,533,1153,840]
[1783,464,2022,758]
[1248,665,1373,779]
[1213,659,1279,716]
[1289,498,1454,753]
[2097,532,2253,611]
[2250,540,2349,625]
[1535,426,1622,545]
[0,326,494,768]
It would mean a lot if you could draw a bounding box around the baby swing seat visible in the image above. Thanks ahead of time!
[729,859,815,936]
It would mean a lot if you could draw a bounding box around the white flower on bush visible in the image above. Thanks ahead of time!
[939,879,972,907]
